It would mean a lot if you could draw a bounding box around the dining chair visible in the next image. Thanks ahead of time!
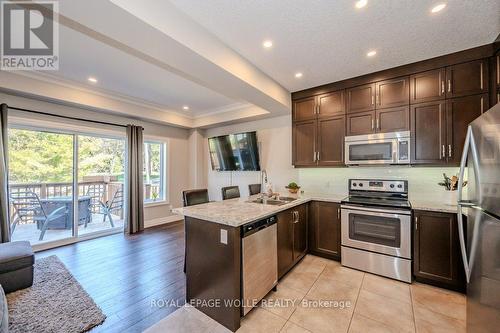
[10,191,68,241]
[182,189,209,207]
[248,184,261,195]
[221,186,240,200]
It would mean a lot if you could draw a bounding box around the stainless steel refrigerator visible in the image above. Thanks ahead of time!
[457,102,500,333]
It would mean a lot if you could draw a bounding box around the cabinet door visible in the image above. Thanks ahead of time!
[347,83,375,114]
[375,77,409,109]
[410,69,446,103]
[293,204,308,262]
[446,59,488,98]
[293,120,317,166]
[346,110,375,136]
[309,201,341,259]
[317,115,345,166]
[318,90,345,118]
[414,210,465,290]
[411,101,447,164]
[376,106,409,133]
[277,209,294,279]
[293,97,317,122]
[446,94,488,164]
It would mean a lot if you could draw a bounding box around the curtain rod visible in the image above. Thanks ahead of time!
[2,103,129,129]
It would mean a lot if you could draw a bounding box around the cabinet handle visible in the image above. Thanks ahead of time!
[442,145,445,159]
[317,105,320,115]
[415,216,418,230]
[441,81,445,94]
[317,151,320,161]
[376,118,380,130]
[480,63,483,90]
[313,151,316,162]
[293,211,299,224]
[337,208,340,220]
[376,94,380,105]
[371,119,374,131]
[371,95,374,105]
[480,97,484,113]
[447,79,451,93]
[448,144,452,158]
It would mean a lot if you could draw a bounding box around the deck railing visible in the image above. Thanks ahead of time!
[9,181,161,225]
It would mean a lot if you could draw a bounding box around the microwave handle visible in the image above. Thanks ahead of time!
[393,139,398,163]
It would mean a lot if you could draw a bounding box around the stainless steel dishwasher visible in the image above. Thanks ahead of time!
[241,215,278,316]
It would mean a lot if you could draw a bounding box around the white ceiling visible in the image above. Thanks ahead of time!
[169,0,500,92]
[50,25,242,117]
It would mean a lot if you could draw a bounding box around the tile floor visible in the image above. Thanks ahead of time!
[145,254,466,333]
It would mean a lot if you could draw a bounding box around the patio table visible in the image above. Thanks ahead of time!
[37,196,92,230]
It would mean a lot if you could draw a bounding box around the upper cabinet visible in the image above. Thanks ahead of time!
[318,91,344,117]
[410,69,446,103]
[293,97,316,122]
[446,59,488,98]
[376,77,410,109]
[347,83,376,113]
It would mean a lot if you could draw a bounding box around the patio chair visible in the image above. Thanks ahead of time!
[10,191,69,241]
[95,188,123,228]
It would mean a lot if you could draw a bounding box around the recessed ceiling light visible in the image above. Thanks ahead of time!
[366,50,377,57]
[295,72,303,78]
[355,0,368,9]
[87,77,98,83]
[262,40,273,48]
[182,105,190,110]
[431,3,446,13]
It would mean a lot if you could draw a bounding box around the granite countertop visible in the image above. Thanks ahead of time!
[172,192,347,227]
[173,191,460,227]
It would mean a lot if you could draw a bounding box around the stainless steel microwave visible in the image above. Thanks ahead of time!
[345,131,410,165]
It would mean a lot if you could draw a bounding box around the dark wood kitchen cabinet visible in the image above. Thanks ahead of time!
[317,116,345,166]
[377,106,410,133]
[347,83,375,114]
[293,97,316,122]
[411,101,447,164]
[318,90,344,117]
[410,68,446,103]
[277,204,308,279]
[413,210,465,292]
[375,77,410,109]
[346,110,375,136]
[292,90,345,167]
[446,94,488,164]
[292,120,317,166]
[446,59,488,98]
[309,201,341,260]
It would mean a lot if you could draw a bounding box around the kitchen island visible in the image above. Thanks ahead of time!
[172,193,344,331]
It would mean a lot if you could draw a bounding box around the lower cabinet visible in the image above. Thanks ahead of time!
[413,210,466,291]
[277,204,308,279]
[308,201,341,260]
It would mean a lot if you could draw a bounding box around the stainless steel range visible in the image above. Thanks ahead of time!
[341,179,412,283]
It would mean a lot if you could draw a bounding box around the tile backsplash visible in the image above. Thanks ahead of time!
[298,166,464,203]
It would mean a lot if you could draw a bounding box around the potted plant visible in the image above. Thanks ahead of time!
[285,182,301,194]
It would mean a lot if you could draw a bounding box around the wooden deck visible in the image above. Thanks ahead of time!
[35,221,185,333]
[11,214,124,245]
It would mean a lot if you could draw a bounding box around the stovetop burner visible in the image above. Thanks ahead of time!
[342,179,411,210]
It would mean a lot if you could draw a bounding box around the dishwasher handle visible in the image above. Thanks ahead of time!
[242,215,277,237]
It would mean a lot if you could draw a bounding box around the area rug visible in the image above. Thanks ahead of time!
[6,255,106,333]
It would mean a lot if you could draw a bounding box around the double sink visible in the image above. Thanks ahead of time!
[248,196,297,206]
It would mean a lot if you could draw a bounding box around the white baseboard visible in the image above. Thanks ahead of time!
[145,215,183,228]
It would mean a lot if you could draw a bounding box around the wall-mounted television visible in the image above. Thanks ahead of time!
[208,131,261,171]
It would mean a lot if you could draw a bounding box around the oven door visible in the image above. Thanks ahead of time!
[341,205,411,259]
[345,138,398,165]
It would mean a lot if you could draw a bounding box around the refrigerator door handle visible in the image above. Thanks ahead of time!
[457,206,471,283]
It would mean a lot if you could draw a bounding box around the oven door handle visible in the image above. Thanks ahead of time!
[341,204,411,217]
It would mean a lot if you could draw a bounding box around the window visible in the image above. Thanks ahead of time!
[143,141,166,203]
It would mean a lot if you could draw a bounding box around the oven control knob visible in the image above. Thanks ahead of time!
[397,184,403,189]
[352,183,357,187]
[358,183,363,187]
[390,184,395,188]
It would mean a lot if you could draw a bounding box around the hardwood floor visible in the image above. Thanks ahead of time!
[35,221,186,333]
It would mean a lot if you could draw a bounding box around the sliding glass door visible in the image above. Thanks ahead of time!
[8,126,127,247]
[8,128,75,245]
[77,135,125,236]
